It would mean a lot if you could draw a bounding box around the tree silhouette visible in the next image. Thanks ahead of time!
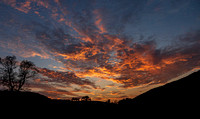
[106,99,111,103]
[17,60,37,91]
[81,96,91,101]
[0,56,37,91]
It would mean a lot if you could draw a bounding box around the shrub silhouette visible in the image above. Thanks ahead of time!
[0,56,37,91]
[71,97,80,101]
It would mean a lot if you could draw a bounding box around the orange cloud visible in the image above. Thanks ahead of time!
[16,1,31,13]
[93,9,107,34]
[2,0,31,13]
[34,0,49,8]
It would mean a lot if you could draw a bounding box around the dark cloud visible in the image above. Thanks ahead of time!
[94,0,147,33]
[26,79,79,98]
[38,89,78,99]
[178,30,200,44]
[110,91,124,95]
[35,28,82,55]
[37,68,97,89]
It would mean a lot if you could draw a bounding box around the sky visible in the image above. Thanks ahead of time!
[0,0,200,101]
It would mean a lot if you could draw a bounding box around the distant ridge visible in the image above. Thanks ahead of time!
[0,91,50,105]
[119,70,200,107]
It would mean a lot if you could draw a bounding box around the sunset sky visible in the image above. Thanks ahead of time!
[0,0,200,101]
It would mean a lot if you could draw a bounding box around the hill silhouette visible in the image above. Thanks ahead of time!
[0,91,117,114]
[118,70,200,108]
[0,91,50,104]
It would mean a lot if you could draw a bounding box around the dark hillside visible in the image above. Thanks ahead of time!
[0,91,50,105]
[0,90,117,114]
[119,70,200,108]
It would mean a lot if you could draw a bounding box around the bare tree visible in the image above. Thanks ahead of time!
[0,56,37,91]
[0,56,17,91]
[17,60,37,91]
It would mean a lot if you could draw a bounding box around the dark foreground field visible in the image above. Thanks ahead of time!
[1,70,200,115]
